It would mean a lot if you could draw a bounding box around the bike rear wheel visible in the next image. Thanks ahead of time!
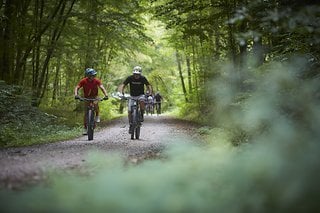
[87,109,95,140]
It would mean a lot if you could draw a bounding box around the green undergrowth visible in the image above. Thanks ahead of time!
[0,81,111,148]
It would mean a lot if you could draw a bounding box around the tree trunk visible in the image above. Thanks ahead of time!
[52,59,61,106]
[252,37,264,67]
[0,0,16,83]
[13,0,32,85]
[16,0,65,89]
[176,51,188,103]
[227,24,237,67]
[32,0,75,106]
[186,54,192,94]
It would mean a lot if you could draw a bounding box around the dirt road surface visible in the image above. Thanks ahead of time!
[0,115,201,189]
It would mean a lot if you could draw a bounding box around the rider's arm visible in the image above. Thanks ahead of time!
[147,84,153,95]
[119,83,126,95]
[75,79,85,97]
[74,85,81,96]
[119,76,132,95]
[99,84,108,97]
[143,76,152,94]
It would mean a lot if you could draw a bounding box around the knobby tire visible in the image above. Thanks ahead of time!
[87,109,94,140]
[135,125,140,139]
[135,109,141,139]
[131,108,137,139]
[131,108,141,140]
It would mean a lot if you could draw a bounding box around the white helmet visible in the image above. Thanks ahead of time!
[133,66,142,74]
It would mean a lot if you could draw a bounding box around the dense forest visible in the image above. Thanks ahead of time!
[1,0,320,145]
[1,0,320,212]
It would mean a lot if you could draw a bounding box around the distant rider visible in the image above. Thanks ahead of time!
[154,91,163,114]
[145,91,154,114]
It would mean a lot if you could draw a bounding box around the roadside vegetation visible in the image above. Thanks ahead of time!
[0,80,79,147]
[0,80,120,148]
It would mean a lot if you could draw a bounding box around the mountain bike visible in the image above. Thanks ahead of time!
[120,95,142,140]
[146,97,154,116]
[77,97,107,140]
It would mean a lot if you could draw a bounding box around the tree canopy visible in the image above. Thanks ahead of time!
[1,0,319,127]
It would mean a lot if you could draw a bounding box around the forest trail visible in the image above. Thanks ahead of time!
[0,115,200,189]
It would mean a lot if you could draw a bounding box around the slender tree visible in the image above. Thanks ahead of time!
[176,51,188,102]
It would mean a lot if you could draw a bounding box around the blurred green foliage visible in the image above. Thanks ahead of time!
[1,137,319,212]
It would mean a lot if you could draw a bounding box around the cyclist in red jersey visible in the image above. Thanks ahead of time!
[74,68,108,134]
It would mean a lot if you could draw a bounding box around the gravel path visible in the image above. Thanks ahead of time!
[0,115,200,189]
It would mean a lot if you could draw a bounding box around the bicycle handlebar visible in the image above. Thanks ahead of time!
[119,96,142,102]
[76,97,106,102]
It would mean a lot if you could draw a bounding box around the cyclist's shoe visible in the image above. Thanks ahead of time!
[129,125,133,134]
[83,128,88,135]
[95,116,100,123]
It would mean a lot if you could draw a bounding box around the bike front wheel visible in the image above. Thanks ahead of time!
[135,125,140,139]
[87,109,95,140]
[131,108,141,140]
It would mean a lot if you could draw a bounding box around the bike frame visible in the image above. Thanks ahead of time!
[130,97,141,140]
[78,97,103,140]
[119,95,142,140]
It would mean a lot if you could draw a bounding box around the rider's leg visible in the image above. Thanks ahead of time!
[139,100,145,121]
[83,102,89,128]
[83,103,89,135]
[95,103,100,122]
[128,100,133,133]
[128,111,132,123]
[95,103,99,116]
[128,99,133,124]
[128,111,133,133]
[83,113,86,129]
[140,100,145,113]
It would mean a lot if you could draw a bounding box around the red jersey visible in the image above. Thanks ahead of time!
[77,77,102,98]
